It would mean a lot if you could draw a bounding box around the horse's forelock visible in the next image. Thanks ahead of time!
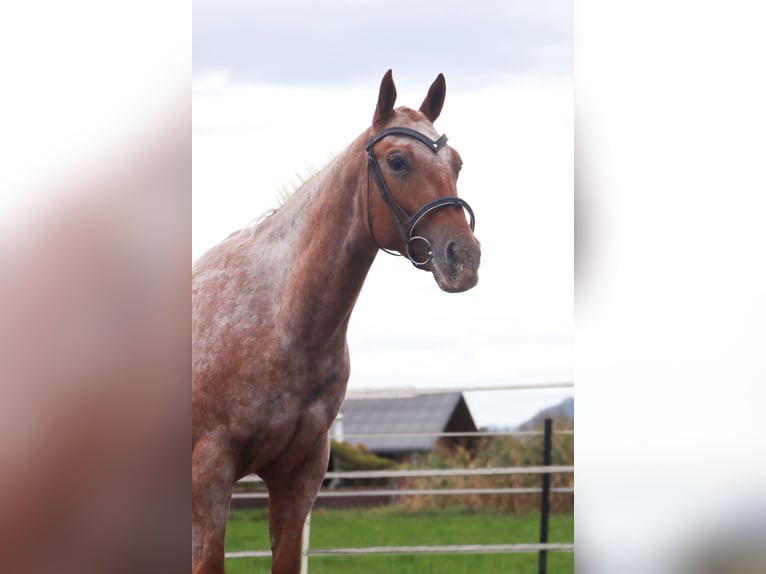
[389,107,441,138]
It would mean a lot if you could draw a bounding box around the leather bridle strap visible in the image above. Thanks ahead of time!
[367,126,449,153]
[365,127,475,267]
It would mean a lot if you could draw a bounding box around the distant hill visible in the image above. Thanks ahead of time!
[517,396,573,430]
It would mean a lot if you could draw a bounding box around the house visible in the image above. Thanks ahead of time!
[329,391,478,460]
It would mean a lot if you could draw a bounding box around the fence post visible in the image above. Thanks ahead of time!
[538,418,553,574]
[300,510,311,574]
[330,413,344,489]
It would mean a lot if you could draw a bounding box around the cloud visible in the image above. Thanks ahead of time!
[193,0,572,88]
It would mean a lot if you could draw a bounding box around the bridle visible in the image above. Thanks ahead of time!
[365,127,476,267]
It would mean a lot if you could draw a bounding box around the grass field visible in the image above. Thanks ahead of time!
[225,507,574,573]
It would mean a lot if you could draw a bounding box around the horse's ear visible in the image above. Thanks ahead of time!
[373,69,397,128]
[419,73,446,123]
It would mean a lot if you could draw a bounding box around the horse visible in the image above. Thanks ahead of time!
[192,69,481,574]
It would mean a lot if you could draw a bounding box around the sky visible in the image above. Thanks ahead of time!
[192,0,573,427]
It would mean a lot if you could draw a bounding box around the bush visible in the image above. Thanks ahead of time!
[330,440,399,471]
[397,422,573,514]
[330,440,398,487]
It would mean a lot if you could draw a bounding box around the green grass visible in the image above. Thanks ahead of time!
[225,507,573,573]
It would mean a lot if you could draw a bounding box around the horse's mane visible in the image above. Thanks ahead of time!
[245,150,339,230]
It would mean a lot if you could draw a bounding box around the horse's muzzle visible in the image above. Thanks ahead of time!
[431,235,481,293]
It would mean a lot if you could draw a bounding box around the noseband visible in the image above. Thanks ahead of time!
[365,127,476,267]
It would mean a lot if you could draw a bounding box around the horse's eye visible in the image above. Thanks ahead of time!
[387,155,408,172]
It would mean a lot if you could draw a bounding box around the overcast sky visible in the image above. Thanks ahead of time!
[193,0,573,427]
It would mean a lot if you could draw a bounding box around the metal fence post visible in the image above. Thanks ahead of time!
[538,418,553,574]
[300,510,311,574]
[330,413,344,489]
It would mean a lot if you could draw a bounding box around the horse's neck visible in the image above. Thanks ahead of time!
[264,139,377,347]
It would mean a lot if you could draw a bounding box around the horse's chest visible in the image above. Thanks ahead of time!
[286,344,350,412]
[258,341,349,427]
[232,346,349,474]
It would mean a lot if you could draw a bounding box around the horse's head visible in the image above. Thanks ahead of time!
[365,70,481,293]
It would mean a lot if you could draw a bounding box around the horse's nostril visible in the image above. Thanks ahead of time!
[446,241,458,262]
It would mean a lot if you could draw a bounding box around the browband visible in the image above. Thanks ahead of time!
[366,127,448,154]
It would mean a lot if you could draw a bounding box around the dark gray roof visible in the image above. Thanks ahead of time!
[330,392,477,454]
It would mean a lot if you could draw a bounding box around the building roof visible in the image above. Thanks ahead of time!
[330,392,477,455]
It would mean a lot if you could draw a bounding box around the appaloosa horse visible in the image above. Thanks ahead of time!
[192,70,481,574]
